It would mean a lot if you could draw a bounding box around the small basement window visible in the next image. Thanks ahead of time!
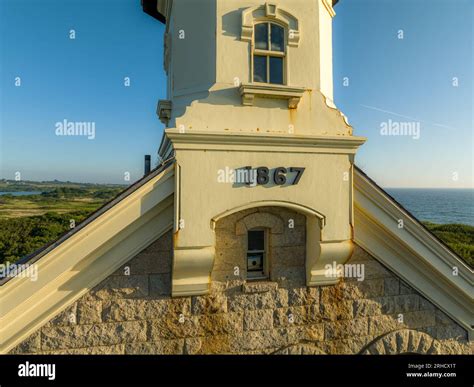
[247,229,267,279]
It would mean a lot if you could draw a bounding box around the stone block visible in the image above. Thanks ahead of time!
[416,332,434,353]
[192,294,228,314]
[41,321,147,350]
[273,306,312,327]
[44,344,125,355]
[242,281,278,294]
[272,342,326,355]
[199,313,243,335]
[402,310,436,329]
[215,209,257,231]
[213,248,245,273]
[238,328,293,351]
[320,285,344,304]
[228,291,283,312]
[368,315,400,336]
[378,295,420,314]
[287,323,325,342]
[271,288,289,308]
[368,310,435,336]
[211,270,241,282]
[272,267,306,288]
[241,212,284,235]
[102,299,148,322]
[423,325,468,341]
[320,300,354,321]
[324,318,369,340]
[77,301,102,324]
[435,309,456,326]
[324,335,373,354]
[272,227,305,247]
[141,231,172,253]
[184,337,202,354]
[148,316,200,340]
[90,275,149,300]
[43,303,77,327]
[244,309,273,331]
[149,273,172,297]
[125,339,184,354]
[197,334,236,354]
[353,299,382,317]
[288,287,319,306]
[384,277,399,296]
[271,246,305,268]
[264,208,305,227]
[335,279,384,300]
[216,229,245,250]
[124,250,172,275]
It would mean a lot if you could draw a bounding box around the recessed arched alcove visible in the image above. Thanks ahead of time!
[212,206,307,286]
[210,200,353,288]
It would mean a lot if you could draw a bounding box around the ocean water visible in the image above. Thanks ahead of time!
[386,189,474,226]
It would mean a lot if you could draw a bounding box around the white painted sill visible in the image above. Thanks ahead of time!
[239,83,305,109]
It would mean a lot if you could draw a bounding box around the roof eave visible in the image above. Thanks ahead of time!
[142,0,339,24]
[142,0,166,23]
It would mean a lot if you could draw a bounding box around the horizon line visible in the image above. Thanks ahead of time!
[1,177,473,190]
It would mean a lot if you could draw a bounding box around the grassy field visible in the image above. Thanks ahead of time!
[0,180,126,264]
[0,179,125,218]
[0,180,472,268]
[422,222,474,268]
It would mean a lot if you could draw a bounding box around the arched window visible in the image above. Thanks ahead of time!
[253,22,285,85]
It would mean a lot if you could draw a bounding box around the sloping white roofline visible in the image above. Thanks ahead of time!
[0,163,175,353]
[354,167,473,336]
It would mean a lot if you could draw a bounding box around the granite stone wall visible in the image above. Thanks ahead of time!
[11,207,471,354]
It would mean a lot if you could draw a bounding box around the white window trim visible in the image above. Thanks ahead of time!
[240,83,305,109]
[241,3,300,47]
[241,4,303,108]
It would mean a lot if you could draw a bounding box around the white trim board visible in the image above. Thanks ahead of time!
[354,168,473,335]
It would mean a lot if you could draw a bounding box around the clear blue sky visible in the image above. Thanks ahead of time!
[1,0,472,188]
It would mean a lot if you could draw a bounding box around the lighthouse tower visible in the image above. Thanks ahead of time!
[144,0,365,296]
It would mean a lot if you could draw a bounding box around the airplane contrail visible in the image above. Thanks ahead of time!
[360,104,458,130]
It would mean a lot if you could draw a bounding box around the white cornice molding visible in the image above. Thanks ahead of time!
[165,130,366,154]
[354,169,474,335]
